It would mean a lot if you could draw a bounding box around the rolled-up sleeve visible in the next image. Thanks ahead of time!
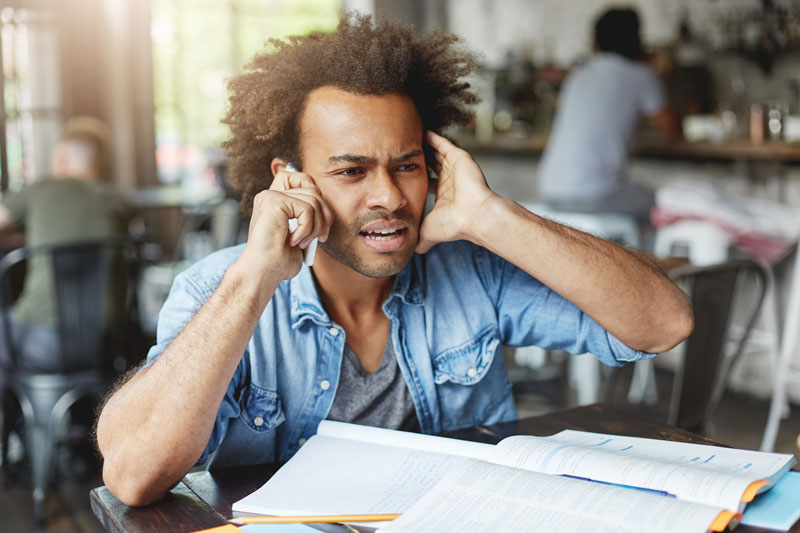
[477,247,655,366]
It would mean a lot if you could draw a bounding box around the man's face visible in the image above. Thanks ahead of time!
[297,87,428,278]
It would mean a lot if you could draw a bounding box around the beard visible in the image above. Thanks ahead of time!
[320,209,419,278]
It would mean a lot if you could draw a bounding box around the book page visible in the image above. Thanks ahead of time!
[490,430,796,511]
[316,420,494,461]
[232,434,467,519]
[378,460,727,533]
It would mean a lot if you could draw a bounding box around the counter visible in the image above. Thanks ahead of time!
[457,135,800,165]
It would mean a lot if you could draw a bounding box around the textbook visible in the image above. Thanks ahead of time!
[232,421,796,533]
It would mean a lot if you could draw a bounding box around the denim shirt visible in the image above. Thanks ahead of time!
[145,240,652,468]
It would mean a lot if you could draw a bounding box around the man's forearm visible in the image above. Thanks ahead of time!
[472,197,692,353]
[96,260,279,506]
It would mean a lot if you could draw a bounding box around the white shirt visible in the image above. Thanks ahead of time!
[537,53,665,203]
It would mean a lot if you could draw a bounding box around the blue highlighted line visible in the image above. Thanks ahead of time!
[703,455,716,463]
[560,474,676,498]
[540,438,613,470]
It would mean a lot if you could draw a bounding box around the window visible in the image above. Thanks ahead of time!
[151,0,341,192]
[0,5,62,192]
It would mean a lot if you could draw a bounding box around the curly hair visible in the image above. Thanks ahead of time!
[222,12,478,213]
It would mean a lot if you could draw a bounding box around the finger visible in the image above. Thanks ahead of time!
[284,197,322,247]
[294,188,333,242]
[415,235,434,254]
[271,170,316,192]
[429,155,443,176]
[279,173,332,240]
[287,200,316,246]
[289,204,314,246]
[289,172,316,190]
[425,130,457,156]
[284,189,330,242]
[291,189,333,242]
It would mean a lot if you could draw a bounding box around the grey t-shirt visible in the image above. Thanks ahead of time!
[326,324,419,432]
[538,53,665,203]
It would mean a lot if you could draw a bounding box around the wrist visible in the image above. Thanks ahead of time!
[467,194,514,251]
[227,252,283,307]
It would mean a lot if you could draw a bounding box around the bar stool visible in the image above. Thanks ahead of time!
[525,203,641,247]
[520,203,642,405]
[653,220,732,267]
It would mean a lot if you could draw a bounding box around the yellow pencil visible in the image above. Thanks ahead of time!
[229,514,401,525]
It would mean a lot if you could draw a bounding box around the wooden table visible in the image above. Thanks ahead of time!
[90,403,798,532]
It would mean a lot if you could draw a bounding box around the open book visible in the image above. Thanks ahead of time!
[232,421,796,533]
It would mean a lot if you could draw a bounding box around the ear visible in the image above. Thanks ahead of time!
[270,157,288,178]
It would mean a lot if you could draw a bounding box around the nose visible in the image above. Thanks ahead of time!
[365,168,407,213]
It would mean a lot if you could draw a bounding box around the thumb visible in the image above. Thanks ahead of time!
[415,226,437,254]
[415,237,435,254]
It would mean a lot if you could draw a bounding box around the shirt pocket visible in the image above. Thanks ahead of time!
[432,326,501,386]
[239,384,286,432]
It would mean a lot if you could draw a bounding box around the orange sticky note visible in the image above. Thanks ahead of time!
[193,525,241,533]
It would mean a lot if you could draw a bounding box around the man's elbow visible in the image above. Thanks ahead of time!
[102,459,170,507]
[97,430,177,507]
[647,306,694,354]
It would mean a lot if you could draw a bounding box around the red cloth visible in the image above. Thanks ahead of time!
[651,206,792,264]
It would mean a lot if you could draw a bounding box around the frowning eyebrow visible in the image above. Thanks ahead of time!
[327,149,423,165]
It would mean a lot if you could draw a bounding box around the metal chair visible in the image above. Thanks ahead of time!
[667,260,768,433]
[0,238,138,524]
[762,246,800,451]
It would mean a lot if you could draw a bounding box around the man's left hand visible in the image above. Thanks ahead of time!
[416,131,496,254]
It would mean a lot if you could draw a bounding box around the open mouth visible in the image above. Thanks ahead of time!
[359,228,406,241]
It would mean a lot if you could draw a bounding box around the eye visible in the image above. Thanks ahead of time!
[337,167,364,176]
[396,163,419,172]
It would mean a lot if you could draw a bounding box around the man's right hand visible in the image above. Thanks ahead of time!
[95,166,334,507]
[241,168,333,281]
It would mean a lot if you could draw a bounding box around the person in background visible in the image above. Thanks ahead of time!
[537,8,680,223]
[0,116,132,371]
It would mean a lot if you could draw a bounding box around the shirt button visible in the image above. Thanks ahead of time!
[298,438,307,446]
[467,368,478,378]
[320,380,331,391]
[328,327,339,336]
[253,416,264,427]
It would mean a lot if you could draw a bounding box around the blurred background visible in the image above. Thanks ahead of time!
[2,0,800,530]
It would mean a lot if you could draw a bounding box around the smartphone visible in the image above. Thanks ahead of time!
[285,163,318,266]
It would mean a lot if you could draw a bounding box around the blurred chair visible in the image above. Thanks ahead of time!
[652,219,796,445]
[667,260,768,433]
[654,220,732,267]
[176,198,245,264]
[0,238,139,524]
[762,247,800,451]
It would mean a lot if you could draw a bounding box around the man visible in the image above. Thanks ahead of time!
[0,116,131,371]
[96,14,692,507]
[537,8,681,222]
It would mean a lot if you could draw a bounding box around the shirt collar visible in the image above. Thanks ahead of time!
[289,256,425,328]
